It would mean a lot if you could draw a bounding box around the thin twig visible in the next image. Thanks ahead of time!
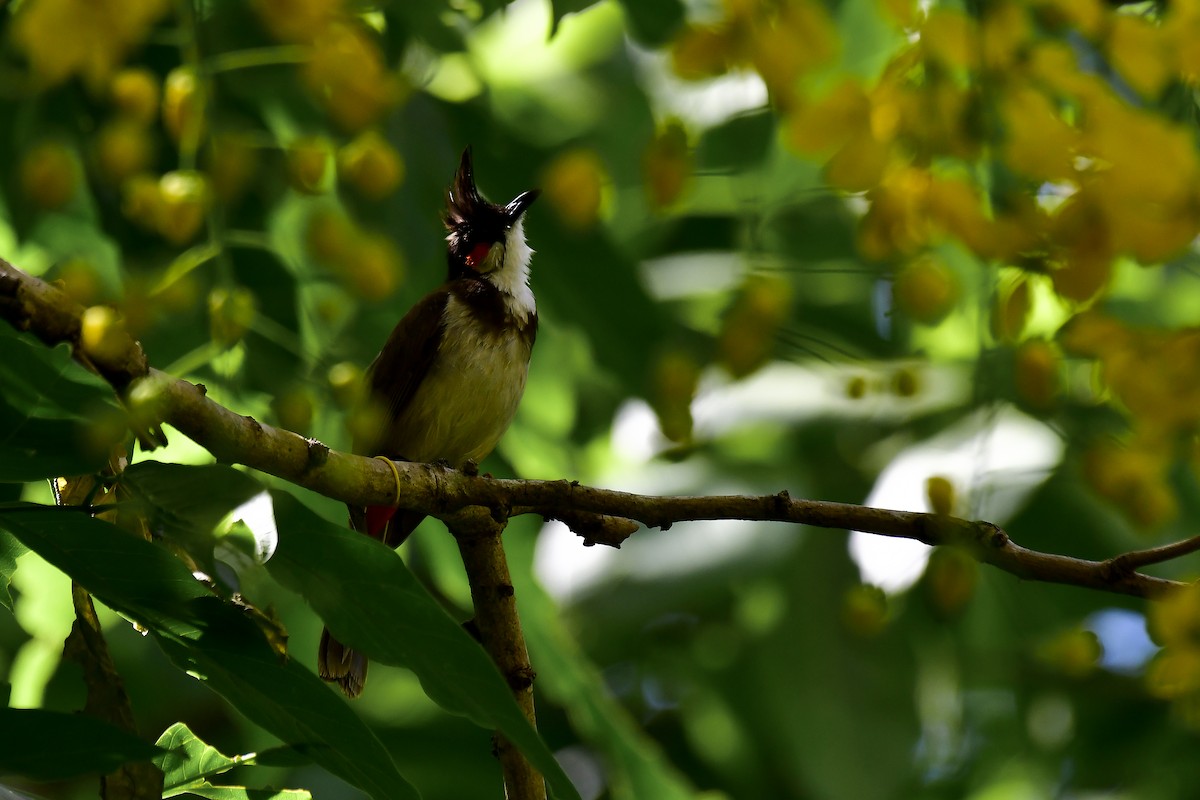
[1104,535,1200,577]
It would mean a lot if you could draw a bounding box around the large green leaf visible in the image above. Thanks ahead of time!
[0,507,417,800]
[267,491,582,800]
[0,330,119,482]
[0,328,112,418]
[0,707,163,781]
[121,461,270,571]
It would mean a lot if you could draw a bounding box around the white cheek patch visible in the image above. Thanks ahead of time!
[484,217,536,322]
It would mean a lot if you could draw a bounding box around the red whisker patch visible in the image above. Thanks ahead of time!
[466,242,491,269]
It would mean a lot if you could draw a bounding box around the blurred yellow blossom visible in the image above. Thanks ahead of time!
[643,121,692,210]
[992,276,1032,343]
[893,253,960,325]
[1000,84,1078,182]
[717,275,792,378]
[162,66,206,146]
[108,67,161,124]
[542,148,608,230]
[304,23,401,131]
[980,0,1032,71]
[1013,339,1061,411]
[12,0,169,90]
[254,0,343,43]
[19,141,79,211]
[652,349,700,443]
[670,0,838,103]
[1106,14,1173,98]
[920,9,979,71]
[1031,0,1105,36]
[338,131,405,200]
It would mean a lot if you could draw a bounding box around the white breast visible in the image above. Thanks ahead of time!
[387,295,532,466]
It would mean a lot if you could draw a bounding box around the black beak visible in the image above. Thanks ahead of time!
[504,190,539,224]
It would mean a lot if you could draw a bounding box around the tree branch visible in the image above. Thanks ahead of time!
[1,257,1191,610]
[449,508,544,800]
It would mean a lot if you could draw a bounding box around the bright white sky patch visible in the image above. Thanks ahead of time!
[850,404,1065,594]
[225,490,278,563]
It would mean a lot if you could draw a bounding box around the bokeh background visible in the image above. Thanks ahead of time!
[4,0,1200,797]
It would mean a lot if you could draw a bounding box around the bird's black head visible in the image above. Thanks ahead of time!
[444,148,539,281]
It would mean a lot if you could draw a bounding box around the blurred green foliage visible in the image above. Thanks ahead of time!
[4,0,1200,798]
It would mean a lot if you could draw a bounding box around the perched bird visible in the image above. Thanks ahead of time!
[319,148,539,697]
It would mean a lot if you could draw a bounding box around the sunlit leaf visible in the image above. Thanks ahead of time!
[156,721,308,799]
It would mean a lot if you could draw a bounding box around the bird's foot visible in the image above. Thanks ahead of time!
[461,459,480,477]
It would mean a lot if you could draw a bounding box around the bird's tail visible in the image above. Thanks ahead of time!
[316,505,427,697]
[318,627,367,698]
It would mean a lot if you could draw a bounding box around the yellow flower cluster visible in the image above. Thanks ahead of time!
[664,0,1200,532]
[12,0,168,90]
[671,0,838,105]
[301,23,404,132]
[1149,583,1200,725]
[1064,311,1200,528]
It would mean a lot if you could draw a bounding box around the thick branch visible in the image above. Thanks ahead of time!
[449,509,543,800]
[1,258,1192,601]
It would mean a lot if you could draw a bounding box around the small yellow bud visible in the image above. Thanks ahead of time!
[338,131,404,199]
[926,475,956,516]
[80,306,127,363]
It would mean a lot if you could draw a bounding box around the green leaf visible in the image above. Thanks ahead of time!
[0,330,120,482]
[0,525,26,611]
[267,492,582,800]
[0,507,418,800]
[615,0,684,45]
[0,399,110,482]
[172,784,312,800]
[0,328,112,418]
[121,461,271,571]
[156,721,248,796]
[0,707,163,781]
[696,110,776,172]
[155,722,311,800]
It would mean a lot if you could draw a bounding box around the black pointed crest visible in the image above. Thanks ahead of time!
[445,147,484,227]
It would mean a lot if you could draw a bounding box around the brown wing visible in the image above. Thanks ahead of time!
[354,288,450,457]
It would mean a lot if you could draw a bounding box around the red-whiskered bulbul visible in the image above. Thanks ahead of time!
[319,148,539,697]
